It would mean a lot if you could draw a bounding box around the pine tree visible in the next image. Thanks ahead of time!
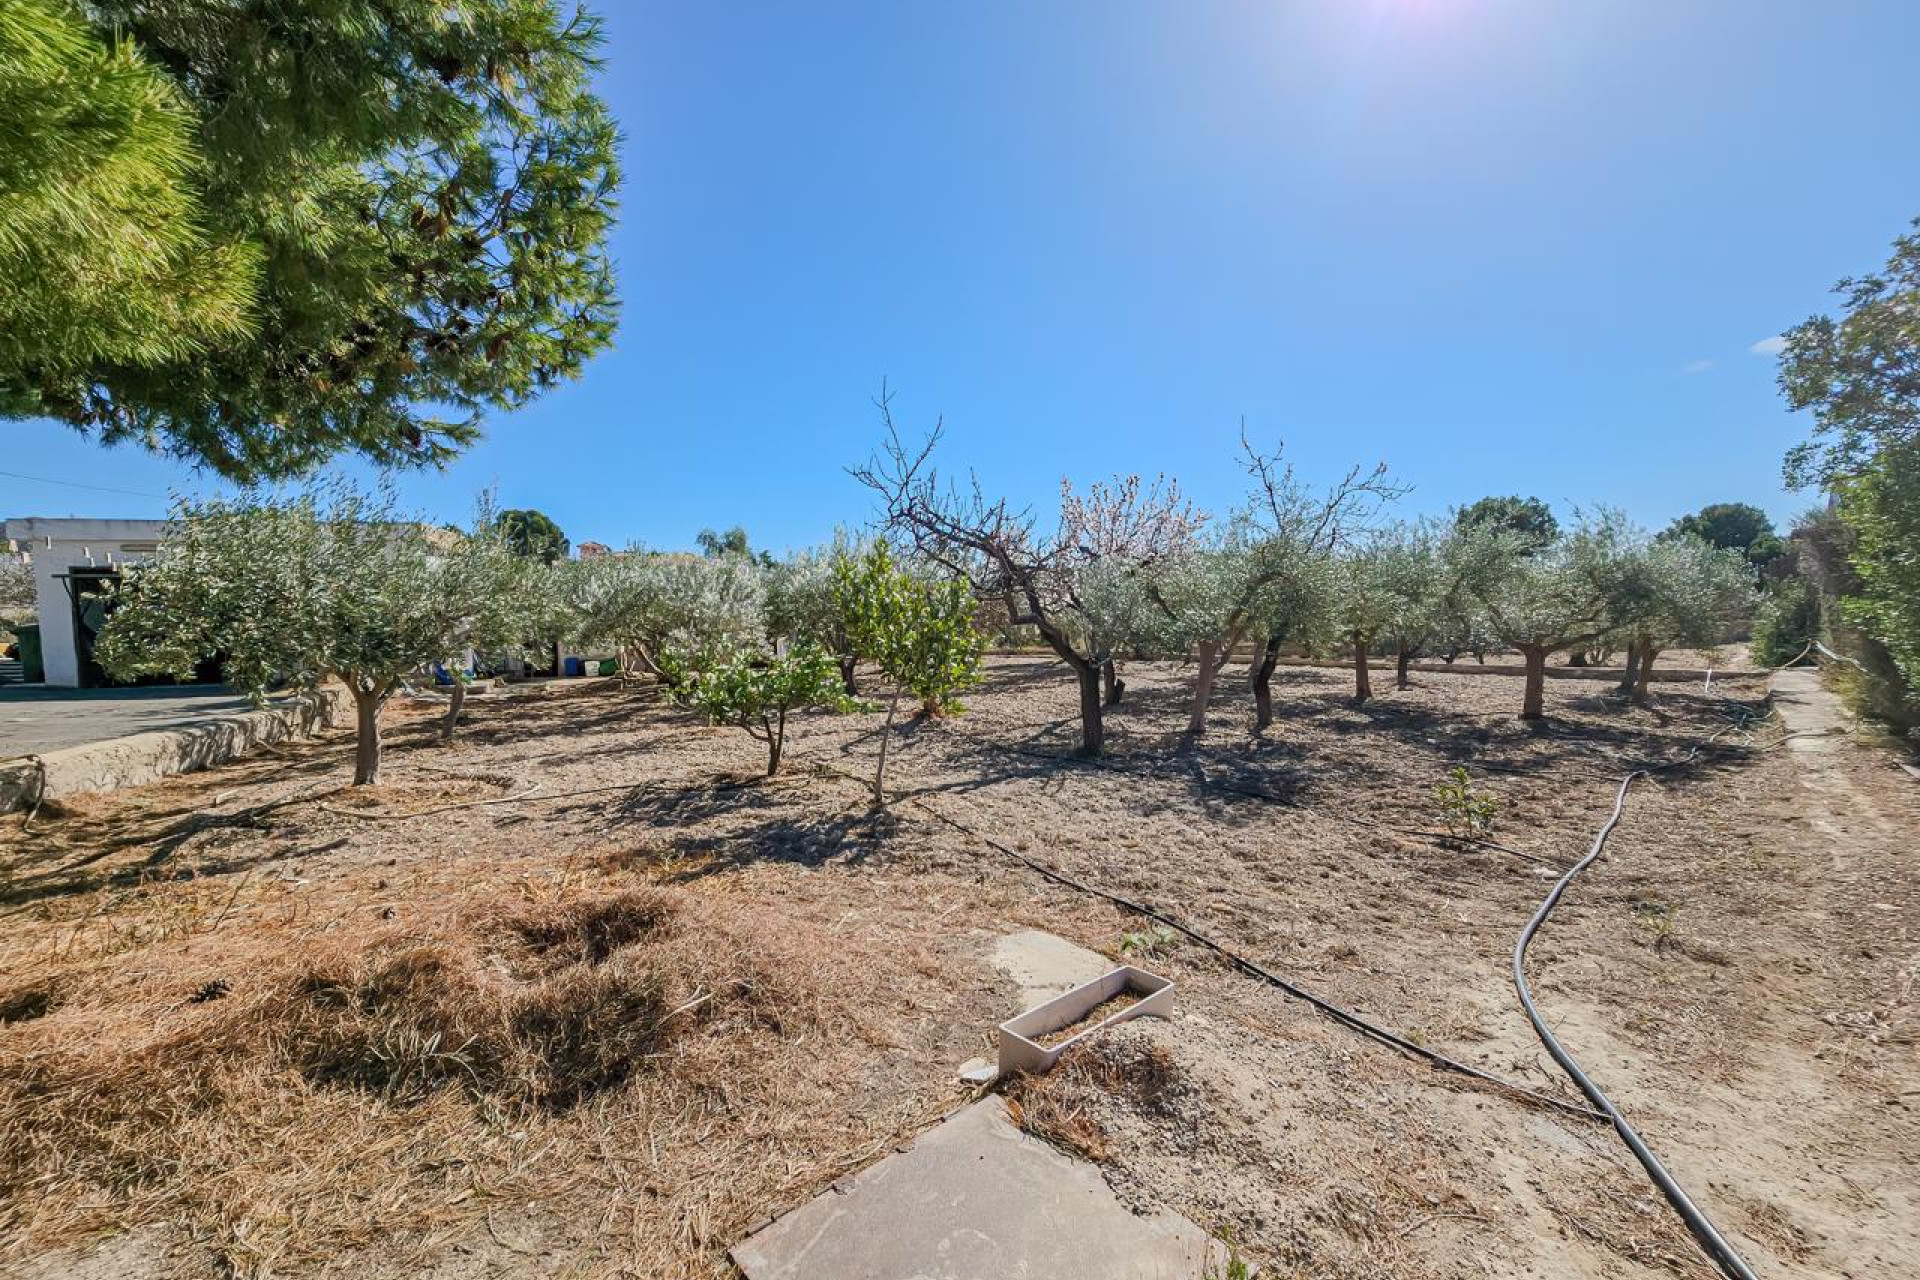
[5,0,621,481]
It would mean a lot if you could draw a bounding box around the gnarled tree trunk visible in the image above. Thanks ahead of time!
[1616,640,1641,694]
[440,679,466,744]
[1351,631,1372,705]
[1395,644,1414,690]
[1101,658,1124,706]
[1188,640,1224,734]
[1252,631,1284,730]
[838,653,859,698]
[1631,646,1660,706]
[1519,645,1549,720]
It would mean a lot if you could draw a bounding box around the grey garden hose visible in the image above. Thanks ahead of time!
[1510,645,1868,1280]
[1513,768,1760,1280]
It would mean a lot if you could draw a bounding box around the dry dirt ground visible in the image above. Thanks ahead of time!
[1,656,1914,1280]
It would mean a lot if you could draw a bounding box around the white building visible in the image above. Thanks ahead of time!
[2,518,167,687]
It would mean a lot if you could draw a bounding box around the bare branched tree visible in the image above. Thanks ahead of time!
[851,386,1201,755]
[1214,430,1407,733]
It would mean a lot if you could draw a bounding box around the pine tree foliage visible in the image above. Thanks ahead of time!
[0,0,258,388]
[6,0,620,480]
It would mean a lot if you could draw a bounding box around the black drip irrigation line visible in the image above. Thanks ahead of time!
[892,790,1605,1123]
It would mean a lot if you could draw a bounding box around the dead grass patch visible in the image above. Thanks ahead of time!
[0,881,913,1278]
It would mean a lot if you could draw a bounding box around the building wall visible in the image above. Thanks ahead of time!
[1,519,167,687]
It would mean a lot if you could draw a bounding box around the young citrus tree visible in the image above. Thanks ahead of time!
[93,486,544,784]
[766,532,867,695]
[680,642,858,777]
[834,541,983,804]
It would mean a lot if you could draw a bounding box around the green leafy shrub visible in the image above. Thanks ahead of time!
[680,642,860,776]
[1431,766,1499,839]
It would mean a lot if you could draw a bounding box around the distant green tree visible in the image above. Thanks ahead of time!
[1455,496,1558,551]
[7,0,620,482]
[0,0,258,396]
[696,526,772,565]
[495,509,570,564]
[1660,502,1783,570]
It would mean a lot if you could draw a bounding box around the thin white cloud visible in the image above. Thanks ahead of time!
[1681,358,1715,375]
[1750,334,1787,356]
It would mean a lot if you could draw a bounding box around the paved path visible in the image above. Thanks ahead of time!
[0,685,257,757]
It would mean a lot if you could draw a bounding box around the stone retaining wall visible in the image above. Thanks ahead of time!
[1,688,349,814]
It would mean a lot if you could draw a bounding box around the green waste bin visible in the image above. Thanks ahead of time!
[597,658,619,677]
[15,623,42,683]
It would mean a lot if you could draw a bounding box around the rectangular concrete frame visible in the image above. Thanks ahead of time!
[998,964,1174,1076]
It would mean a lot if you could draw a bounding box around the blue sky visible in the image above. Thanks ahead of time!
[7,0,1918,551]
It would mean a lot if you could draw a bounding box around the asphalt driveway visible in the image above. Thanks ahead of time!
[0,685,262,757]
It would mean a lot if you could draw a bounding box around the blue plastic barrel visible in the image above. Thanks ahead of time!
[563,656,584,678]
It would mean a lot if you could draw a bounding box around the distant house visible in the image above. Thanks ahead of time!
[576,540,612,559]
[2,518,167,687]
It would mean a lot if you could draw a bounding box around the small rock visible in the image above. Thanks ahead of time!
[957,1058,998,1086]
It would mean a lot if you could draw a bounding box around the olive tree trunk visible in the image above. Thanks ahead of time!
[1101,658,1125,706]
[1395,645,1414,690]
[1519,645,1549,720]
[838,653,860,698]
[1187,640,1224,734]
[1631,646,1660,706]
[1252,631,1285,730]
[1616,640,1642,694]
[1351,631,1372,705]
[351,686,384,786]
[439,680,466,744]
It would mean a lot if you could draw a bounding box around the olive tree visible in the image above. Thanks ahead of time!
[1451,514,1633,720]
[1232,437,1404,730]
[835,541,983,804]
[565,549,764,689]
[1613,537,1758,705]
[94,487,544,784]
[1369,520,1453,691]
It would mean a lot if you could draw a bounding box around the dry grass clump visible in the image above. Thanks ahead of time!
[1004,1026,1184,1162]
[0,883,856,1277]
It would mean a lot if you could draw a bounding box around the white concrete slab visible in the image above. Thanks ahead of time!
[729,1097,1223,1280]
[991,929,1113,1007]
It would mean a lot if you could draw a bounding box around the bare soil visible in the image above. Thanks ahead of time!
[1,656,1913,1280]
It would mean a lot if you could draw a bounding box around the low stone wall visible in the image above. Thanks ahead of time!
[0,687,349,814]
